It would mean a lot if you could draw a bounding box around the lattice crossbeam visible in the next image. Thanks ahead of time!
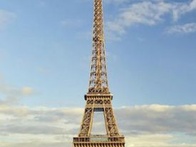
[79,96,120,137]
[88,0,109,94]
[73,0,125,146]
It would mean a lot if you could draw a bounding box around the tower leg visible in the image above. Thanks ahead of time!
[79,107,94,137]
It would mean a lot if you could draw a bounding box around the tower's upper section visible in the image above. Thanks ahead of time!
[88,0,110,94]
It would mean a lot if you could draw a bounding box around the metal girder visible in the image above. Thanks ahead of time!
[74,95,125,147]
[88,0,109,94]
[73,0,125,146]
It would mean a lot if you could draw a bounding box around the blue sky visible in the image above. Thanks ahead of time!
[0,0,196,147]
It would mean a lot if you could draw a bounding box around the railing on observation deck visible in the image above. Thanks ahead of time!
[73,135,125,143]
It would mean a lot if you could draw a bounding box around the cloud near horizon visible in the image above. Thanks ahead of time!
[0,104,196,147]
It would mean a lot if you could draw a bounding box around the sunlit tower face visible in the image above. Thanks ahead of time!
[88,0,109,95]
[72,0,125,147]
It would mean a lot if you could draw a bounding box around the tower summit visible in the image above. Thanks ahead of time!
[73,0,125,147]
[88,0,109,94]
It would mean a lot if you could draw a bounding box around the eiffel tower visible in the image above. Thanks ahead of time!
[73,0,125,147]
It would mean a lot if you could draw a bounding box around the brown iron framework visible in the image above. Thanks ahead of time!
[73,0,125,147]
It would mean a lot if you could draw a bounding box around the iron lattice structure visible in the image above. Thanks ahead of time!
[73,0,125,147]
[88,0,109,95]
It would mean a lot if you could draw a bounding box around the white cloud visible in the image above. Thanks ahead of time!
[106,0,196,39]
[116,105,196,136]
[0,105,196,147]
[0,80,35,105]
[166,23,196,34]
[0,106,81,147]
[21,87,34,95]
[0,9,15,30]
[126,134,196,147]
[172,0,196,21]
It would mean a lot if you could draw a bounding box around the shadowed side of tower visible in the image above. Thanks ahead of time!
[73,0,125,147]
